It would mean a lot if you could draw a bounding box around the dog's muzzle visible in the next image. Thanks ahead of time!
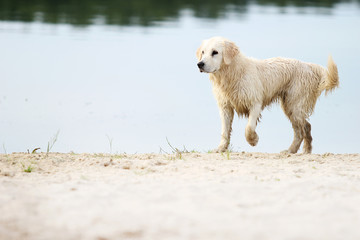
[197,61,205,72]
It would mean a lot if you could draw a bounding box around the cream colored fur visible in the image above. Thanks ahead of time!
[196,37,339,153]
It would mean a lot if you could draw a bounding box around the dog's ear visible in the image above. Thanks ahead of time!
[196,41,204,61]
[223,40,239,65]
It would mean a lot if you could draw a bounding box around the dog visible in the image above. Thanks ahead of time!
[196,36,339,154]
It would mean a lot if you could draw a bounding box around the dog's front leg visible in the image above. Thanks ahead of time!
[215,104,234,152]
[245,104,262,146]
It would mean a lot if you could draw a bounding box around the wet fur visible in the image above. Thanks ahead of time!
[196,37,339,153]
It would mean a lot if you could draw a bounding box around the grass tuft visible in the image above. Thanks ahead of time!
[31,148,40,154]
[106,135,113,153]
[226,150,231,160]
[47,130,60,155]
[21,162,33,173]
[24,165,33,173]
[2,143,7,154]
[166,137,188,160]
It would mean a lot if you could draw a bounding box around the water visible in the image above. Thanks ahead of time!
[1,1,360,154]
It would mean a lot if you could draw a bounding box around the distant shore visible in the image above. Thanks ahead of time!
[1,152,360,240]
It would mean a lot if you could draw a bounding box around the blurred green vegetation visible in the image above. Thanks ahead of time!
[0,0,357,26]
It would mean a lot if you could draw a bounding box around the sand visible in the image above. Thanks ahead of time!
[1,152,360,240]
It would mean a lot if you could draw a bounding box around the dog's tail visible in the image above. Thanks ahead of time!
[319,55,339,95]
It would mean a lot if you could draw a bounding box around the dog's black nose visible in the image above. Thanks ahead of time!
[197,61,205,69]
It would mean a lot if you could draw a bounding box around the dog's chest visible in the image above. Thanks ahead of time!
[211,76,250,117]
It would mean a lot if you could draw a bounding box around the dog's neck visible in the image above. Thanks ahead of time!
[211,54,246,84]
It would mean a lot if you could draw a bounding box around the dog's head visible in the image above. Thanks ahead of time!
[196,37,239,73]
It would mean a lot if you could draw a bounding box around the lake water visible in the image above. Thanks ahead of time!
[1,1,360,154]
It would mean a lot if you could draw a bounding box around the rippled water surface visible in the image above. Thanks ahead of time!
[1,0,360,153]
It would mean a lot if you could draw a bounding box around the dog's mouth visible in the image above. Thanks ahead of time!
[200,69,217,74]
[198,67,218,74]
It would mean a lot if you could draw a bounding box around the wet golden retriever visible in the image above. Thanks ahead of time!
[196,37,339,153]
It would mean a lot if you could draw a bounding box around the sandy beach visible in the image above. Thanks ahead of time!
[1,152,360,240]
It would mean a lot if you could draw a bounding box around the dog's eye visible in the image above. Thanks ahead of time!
[212,50,218,56]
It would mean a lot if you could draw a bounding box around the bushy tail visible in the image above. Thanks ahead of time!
[319,55,339,95]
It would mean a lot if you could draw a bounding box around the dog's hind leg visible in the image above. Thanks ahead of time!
[287,120,305,153]
[302,120,312,153]
[245,103,262,146]
[281,98,307,154]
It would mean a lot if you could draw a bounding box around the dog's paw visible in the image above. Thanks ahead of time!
[302,144,312,154]
[302,149,312,154]
[245,129,259,146]
[280,150,291,154]
[213,146,227,153]
[281,149,296,154]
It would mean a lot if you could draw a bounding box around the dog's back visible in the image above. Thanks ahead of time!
[252,57,339,113]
